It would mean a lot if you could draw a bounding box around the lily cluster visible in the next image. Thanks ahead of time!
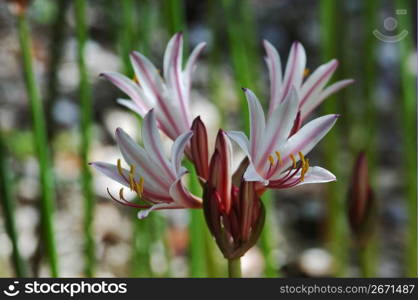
[91,33,352,259]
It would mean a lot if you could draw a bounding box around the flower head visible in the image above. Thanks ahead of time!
[90,109,201,219]
[263,40,354,121]
[228,88,338,192]
[101,33,206,141]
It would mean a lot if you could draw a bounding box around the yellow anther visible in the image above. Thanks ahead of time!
[275,151,282,165]
[303,68,310,78]
[268,155,275,165]
[132,75,140,84]
[130,164,136,176]
[138,177,144,195]
[298,152,305,165]
[117,159,124,177]
[290,154,296,169]
[129,175,135,191]
[119,188,125,201]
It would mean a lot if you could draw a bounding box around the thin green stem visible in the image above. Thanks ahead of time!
[74,0,95,277]
[0,132,26,277]
[228,258,241,278]
[320,0,347,276]
[45,0,71,140]
[17,11,59,277]
[396,0,417,277]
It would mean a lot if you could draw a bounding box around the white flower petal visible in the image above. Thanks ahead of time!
[243,89,266,159]
[170,131,193,175]
[226,130,251,158]
[258,87,299,169]
[278,114,339,172]
[169,176,201,208]
[263,40,283,115]
[301,79,354,120]
[184,42,207,91]
[137,202,182,219]
[243,163,269,185]
[280,42,306,102]
[142,110,176,180]
[90,162,129,187]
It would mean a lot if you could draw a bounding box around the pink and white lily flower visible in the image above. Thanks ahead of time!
[227,88,338,190]
[90,109,202,219]
[263,40,354,121]
[101,33,206,141]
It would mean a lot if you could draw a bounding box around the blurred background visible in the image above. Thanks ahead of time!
[0,0,416,277]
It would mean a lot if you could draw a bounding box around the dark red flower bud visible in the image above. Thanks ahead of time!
[347,152,376,245]
[190,116,209,181]
[6,0,32,16]
[203,130,265,259]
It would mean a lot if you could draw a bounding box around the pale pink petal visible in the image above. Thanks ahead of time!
[275,166,336,187]
[258,87,299,169]
[130,51,164,101]
[226,130,251,158]
[115,127,172,189]
[243,163,269,185]
[117,99,147,117]
[263,40,283,115]
[137,202,183,219]
[280,42,306,102]
[301,79,354,120]
[163,33,183,80]
[101,72,150,113]
[169,176,202,209]
[299,59,338,112]
[170,130,193,175]
[142,110,176,180]
[243,88,266,159]
[184,42,207,91]
[275,114,339,174]
[89,162,129,187]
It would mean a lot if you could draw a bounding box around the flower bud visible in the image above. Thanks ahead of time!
[347,152,376,245]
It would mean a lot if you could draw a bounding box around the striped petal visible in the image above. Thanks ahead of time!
[130,51,164,102]
[184,42,207,91]
[280,42,306,102]
[171,130,193,176]
[117,99,147,117]
[169,176,202,209]
[263,40,283,115]
[89,162,130,187]
[101,72,150,114]
[142,110,176,181]
[243,88,266,159]
[257,87,299,170]
[273,114,339,176]
[299,59,338,113]
[301,79,354,120]
[115,127,171,189]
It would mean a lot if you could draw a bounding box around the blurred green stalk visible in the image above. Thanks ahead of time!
[358,0,379,277]
[16,11,59,277]
[45,0,71,139]
[0,132,26,277]
[74,0,95,277]
[221,0,279,277]
[320,0,347,276]
[396,0,417,277]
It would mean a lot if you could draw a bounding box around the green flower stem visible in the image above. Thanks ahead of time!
[45,0,71,140]
[228,258,242,278]
[0,132,26,277]
[320,0,347,276]
[74,0,95,277]
[396,0,417,277]
[16,11,59,277]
